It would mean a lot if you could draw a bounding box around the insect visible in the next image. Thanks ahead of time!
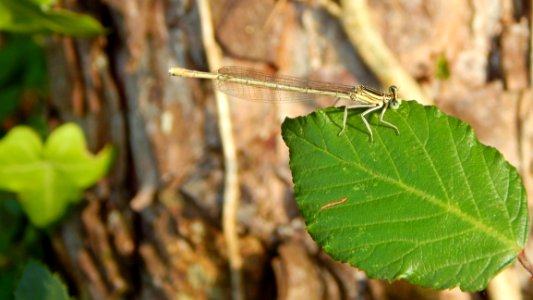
[169,66,402,141]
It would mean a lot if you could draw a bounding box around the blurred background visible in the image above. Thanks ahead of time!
[0,0,532,299]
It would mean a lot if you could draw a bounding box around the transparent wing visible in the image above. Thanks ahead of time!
[215,66,356,102]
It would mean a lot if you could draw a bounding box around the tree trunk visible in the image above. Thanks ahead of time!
[44,0,533,299]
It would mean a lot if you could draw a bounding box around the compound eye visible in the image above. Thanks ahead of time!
[390,99,401,109]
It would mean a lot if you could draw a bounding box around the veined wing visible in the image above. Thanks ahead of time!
[215,66,356,102]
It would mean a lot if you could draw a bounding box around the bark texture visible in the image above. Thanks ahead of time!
[45,1,532,299]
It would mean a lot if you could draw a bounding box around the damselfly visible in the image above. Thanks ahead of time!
[168,66,402,141]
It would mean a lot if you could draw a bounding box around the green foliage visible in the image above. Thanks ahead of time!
[0,1,105,295]
[0,34,47,136]
[0,0,105,37]
[28,0,58,6]
[14,260,71,300]
[0,194,46,300]
[281,101,529,291]
[0,123,113,227]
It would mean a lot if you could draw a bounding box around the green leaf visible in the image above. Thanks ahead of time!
[28,0,58,7]
[281,101,529,291]
[0,0,105,37]
[14,260,71,300]
[0,34,45,88]
[0,123,113,227]
[44,123,113,189]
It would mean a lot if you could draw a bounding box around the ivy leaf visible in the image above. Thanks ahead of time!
[0,0,105,37]
[44,124,112,189]
[281,101,529,291]
[14,260,71,300]
[0,123,112,227]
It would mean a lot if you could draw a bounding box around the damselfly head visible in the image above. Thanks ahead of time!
[388,85,401,109]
